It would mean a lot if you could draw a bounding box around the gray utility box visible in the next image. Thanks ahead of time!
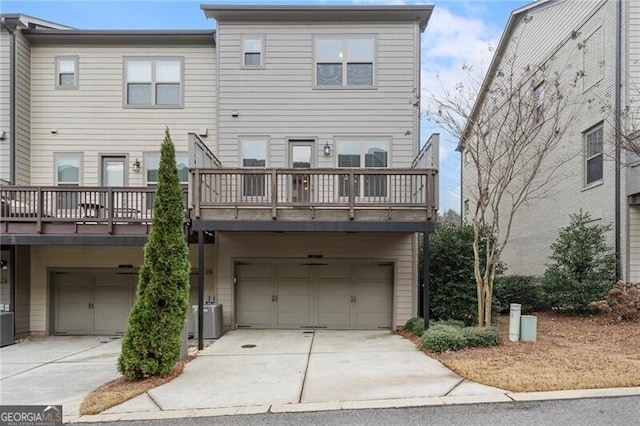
[1,312,14,347]
[520,315,537,342]
[192,304,223,339]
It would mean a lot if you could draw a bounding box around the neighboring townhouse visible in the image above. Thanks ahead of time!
[459,0,639,282]
[0,5,439,343]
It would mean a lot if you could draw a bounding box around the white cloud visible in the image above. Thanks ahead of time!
[419,6,503,214]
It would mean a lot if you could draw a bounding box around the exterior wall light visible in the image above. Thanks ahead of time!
[132,158,141,173]
[323,142,331,156]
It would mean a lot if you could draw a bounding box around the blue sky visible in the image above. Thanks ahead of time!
[3,0,531,212]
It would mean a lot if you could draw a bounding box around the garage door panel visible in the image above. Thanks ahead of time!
[317,278,351,328]
[237,278,273,327]
[355,265,393,328]
[236,262,393,330]
[55,273,93,334]
[277,279,312,328]
[93,273,132,334]
[318,265,351,279]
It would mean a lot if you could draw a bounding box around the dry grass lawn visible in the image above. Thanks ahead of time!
[404,312,640,392]
[79,352,196,415]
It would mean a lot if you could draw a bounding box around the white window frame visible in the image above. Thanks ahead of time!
[143,152,190,186]
[55,56,79,89]
[143,152,189,210]
[584,124,604,186]
[241,34,265,69]
[335,137,390,199]
[123,57,184,108]
[313,35,377,89]
[240,138,269,199]
[54,152,83,210]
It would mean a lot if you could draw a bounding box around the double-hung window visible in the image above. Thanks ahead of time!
[241,140,267,197]
[337,139,388,197]
[242,35,265,67]
[55,153,82,209]
[55,56,78,89]
[145,153,189,207]
[315,36,375,87]
[125,58,183,107]
[585,125,603,185]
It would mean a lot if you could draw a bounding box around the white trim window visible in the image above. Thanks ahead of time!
[241,35,265,68]
[314,36,375,87]
[241,139,267,197]
[144,152,189,206]
[337,139,388,197]
[55,56,78,89]
[585,125,603,185]
[124,58,183,107]
[55,153,82,209]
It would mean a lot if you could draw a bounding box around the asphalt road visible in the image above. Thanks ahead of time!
[76,396,640,426]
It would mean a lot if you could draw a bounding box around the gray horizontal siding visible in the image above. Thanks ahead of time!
[216,22,419,168]
[0,30,10,182]
[30,44,216,186]
[15,32,31,185]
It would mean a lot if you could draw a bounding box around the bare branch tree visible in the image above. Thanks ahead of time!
[424,41,583,327]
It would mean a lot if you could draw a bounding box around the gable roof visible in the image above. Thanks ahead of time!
[201,4,434,33]
[456,0,557,151]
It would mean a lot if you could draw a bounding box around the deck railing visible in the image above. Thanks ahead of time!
[192,168,438,220]
[0,186,188,233]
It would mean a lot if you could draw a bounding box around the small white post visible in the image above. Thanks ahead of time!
[509,303,522,342]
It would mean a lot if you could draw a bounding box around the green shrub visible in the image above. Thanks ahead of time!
[118,129,191,380]
[420,326,467,352]
[542,211,616,314]
[434,319,466,328]
[427,225,503,325]
[494,275,543,314]
[462,327,502,348]
[404,317,425,336]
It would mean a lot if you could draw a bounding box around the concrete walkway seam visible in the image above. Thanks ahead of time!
[295,331,316,405]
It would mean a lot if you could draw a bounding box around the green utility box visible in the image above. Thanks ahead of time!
[520,315,537,342]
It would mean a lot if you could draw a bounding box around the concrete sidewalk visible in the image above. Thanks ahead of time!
[0,336,122,416]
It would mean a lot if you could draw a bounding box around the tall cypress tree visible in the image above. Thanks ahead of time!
[118,128,190,380]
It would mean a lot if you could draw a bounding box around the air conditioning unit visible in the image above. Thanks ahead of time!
[1,312,14,347]
[192,304,223,339]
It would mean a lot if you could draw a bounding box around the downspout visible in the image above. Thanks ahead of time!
[1,18,16,185]
[614,0,622,281]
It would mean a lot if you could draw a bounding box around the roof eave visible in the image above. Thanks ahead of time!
[456,0,555,151]
[201,4,434,33]
[22,29,216,46]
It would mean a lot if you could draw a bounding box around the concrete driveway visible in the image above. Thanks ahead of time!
[0,336,122,416]
[109,330,503,413]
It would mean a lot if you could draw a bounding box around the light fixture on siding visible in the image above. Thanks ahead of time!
[323,142,331,156]
[132,158,141,173]
[231,110,239,118]
[0,130,5,140]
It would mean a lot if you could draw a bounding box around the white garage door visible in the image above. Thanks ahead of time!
[54,270,136,335]
[236,262,393,329]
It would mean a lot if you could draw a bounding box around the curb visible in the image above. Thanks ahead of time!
[66,386,640,423]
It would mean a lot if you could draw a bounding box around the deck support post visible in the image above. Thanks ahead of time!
[198,230,205,351]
